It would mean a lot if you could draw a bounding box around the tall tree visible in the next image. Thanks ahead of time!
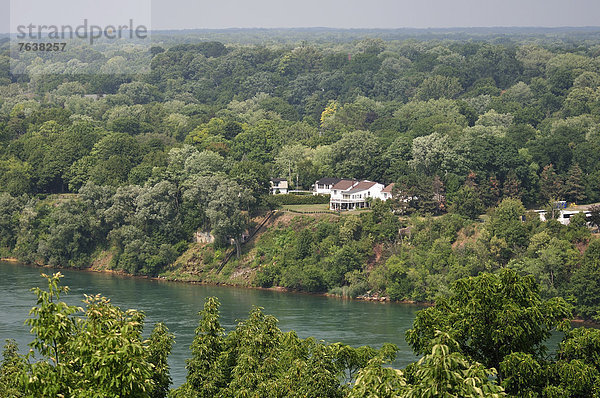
[330,130,381,180]
[481,175,501,207]
[431,175,446,213]
[539,164,562,203]
[502,170,522,199]
[487,198,529,256]
[564,163,586,204]
[275,144,307,188]
[184,297,226,397]
[449,185,484,220]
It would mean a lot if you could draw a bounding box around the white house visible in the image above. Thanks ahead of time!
[270,178,289,195]
[535,209,592,225]
[314,178,342,195]
[329,180,392,211]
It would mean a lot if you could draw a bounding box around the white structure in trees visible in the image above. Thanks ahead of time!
[535,209,591,225]
[329,179,394,211]
[270,178,289,195]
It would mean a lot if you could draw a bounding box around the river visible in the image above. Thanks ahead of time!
[0,261,422,387]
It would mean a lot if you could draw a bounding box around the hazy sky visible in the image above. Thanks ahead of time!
[2,0,600,32]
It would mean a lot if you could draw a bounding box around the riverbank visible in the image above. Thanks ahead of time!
[3,258,596,327]
[1,258,431,308]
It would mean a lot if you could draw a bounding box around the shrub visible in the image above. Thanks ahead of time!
[267,194,330,206]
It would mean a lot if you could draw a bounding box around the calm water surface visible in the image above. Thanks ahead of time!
[0,261,422,387]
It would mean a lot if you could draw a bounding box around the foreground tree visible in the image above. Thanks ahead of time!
[500,327,600,397]
[174,297,389,398]
[5,273,173,398]
[350,332,506,398]
[406,269,572,375]
[0,340,26,397]
[183,297,226,397]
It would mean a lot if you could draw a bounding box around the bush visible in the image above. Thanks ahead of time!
[267,194,330,206]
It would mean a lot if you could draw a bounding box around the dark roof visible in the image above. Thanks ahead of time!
[271,178,287,182]
[346,181,377,194]
[316,178,342,185]
[382,183,395,193]
[331,179,358,191]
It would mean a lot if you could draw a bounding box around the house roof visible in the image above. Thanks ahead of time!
[316,178,342,185]
[382,183,395,193]
[346,181,377,194]
[331,179,358,191]
[271,178,287,182]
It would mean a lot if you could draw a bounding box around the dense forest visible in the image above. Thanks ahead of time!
[2,29,600,322]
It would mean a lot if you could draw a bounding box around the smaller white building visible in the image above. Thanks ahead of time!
[270,178,289,195]
[380,183,395,201]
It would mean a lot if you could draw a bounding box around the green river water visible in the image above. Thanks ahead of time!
[0,261,423,387]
